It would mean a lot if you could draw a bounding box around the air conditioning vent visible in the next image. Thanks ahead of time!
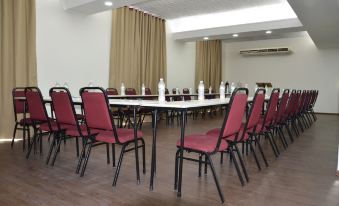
[240,47,292,56]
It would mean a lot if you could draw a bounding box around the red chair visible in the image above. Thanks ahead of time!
[77,87,146,187]
[275,89,294,143]
[253,88,281,158]
[106,88,118,95]
[174,88,249,203]
[207,88,268,173]
[11,87,33,149]
[25,87,58,159]
[47,87,115,167]
[182,88,191,101]
[125,88,137,95]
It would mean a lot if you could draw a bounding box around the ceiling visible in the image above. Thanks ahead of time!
[132,0,286,19]
[60,0,339,48]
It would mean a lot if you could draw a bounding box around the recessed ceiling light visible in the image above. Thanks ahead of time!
[203,37,209,40]
[232,34,239,38]
[104,1,113,6]
[266,30,272,34]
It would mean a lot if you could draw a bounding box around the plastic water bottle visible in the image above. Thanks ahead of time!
[189,88,193,94]
[219,81,225,99]
[265,85,268,94]
[141,83,145,95]
[88,80,94,87]
[55,82,61,87]
[63,82,69,89]
[209,86,212,94]
[121,83,125,96]
[198,81,204,101]
[230,82,236,93]
[254,85,258,93]
[158,78,165,102]
[176,88,179,94]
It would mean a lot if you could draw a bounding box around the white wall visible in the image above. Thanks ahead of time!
[223,33,339,113]
[166,24,196,91]
[36,0,112,97]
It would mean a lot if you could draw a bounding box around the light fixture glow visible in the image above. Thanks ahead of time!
[104,1,113,6]
[266,30,272,34]
[203,37,209,40]
[232,34,239,38]
[168,2,297,33]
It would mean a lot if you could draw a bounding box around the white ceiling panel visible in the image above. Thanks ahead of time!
[132,0,286,19]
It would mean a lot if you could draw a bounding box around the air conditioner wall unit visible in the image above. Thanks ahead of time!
[239,47,292,56]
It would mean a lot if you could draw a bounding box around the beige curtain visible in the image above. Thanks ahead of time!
[109,7,167,94]
[195,40,222,91]
[0,0,37,138]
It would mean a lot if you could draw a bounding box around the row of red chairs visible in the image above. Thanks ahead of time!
[174,88,318,202]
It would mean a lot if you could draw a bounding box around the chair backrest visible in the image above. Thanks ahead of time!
[80,87,119,141]
[262,88,280,127]
[165,88,171,101]
[182,88,191,101]
[298,90,307,113]
[50,87,78,126]
[172,88,181,101]
[276,89,290,123]
[106,88,118,95]
[285,89,297,117]
[241,88,266,139]
[25,87,50,125]
[145,88,152,95]
[292,90,302,115]
[125,88,137,95]
[219,88,249,141]
[12,88,28,122]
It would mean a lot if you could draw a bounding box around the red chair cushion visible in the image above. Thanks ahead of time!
[62,124,88,137]
[40,120,58,132]
[206,124,249,142]
[176,134,229,153]
[91,128,143,144]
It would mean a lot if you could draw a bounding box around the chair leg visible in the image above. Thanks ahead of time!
[80,141,93,177]
[112,144,116,167]
[220,152,224,164]
[206,154,225,203]
[204,154,208,174]
[234,144,249,182]
[198,154,202,177]
[265,132,278,158]
[254,135,268,167]
[113,144,127,186]
[76,137,89,174]
[76,137,80,157]
[285,124,294,142]
[51,134,63,166]
[174,149,180,190]
[268,131,280,155]
[277,129,287,150]
[11,123,18,148]
[141,139,146,174]
[229,148,245,186]
[26,129,38,159]
[39,131,43,155]
[106,143,110,164]
[46,132,57,165]
[249,140,261,170]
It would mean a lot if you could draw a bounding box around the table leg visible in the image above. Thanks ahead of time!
[133,106,140,184]
[177,110,186,197]
[150,109,158,190]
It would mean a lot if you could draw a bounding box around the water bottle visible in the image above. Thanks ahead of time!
[141,83,145,95]
[225,81,229,93]
[209,86,212,94]
[88,80,94,87]
[230,82,236,93]
[198,81,204,101]
[254,85,258,93]
[158,78,165,102]
[189,88,193,94]
[121,83,125,96]
[265,85,268,94]
[176,87,179,94]
[219,81,225,99]
[63,82,69,89]
[55,82,61,87]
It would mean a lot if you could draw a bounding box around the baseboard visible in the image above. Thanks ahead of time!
[315,112,339,115]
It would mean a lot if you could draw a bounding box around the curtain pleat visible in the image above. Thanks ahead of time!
[195,40,222,91]
[0,0,37,138]
[109,7,167,94]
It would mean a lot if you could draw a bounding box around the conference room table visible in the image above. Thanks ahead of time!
[107,92,230,100]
